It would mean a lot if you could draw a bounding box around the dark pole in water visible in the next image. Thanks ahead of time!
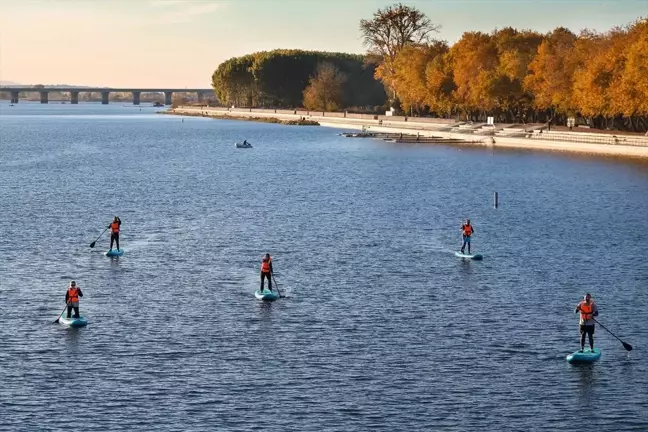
[494,192,499,208]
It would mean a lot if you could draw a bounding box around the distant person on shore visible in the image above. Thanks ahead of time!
[547,118,553,131]
[65,281,83,318]
[260,253,273,292]
[108,216,121,251]
[575,293,598,352]
[460,219,474,254]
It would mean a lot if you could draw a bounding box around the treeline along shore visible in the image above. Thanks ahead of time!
[168,106,648,159]
[210,3,648,133]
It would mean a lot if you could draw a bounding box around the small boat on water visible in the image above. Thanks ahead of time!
[235,142,253,148]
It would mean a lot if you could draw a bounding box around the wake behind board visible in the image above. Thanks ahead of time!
[255,289,279,301]
[566,348,601,364]
[105,249,124,257]
[455,251,483,260]
[59,315,88,328]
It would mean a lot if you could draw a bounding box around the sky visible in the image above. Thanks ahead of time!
[0,0,645,88]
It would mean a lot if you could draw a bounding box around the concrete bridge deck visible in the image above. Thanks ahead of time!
[1,86,215,105]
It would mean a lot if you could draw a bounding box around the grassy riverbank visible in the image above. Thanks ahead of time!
[159,110,319,126]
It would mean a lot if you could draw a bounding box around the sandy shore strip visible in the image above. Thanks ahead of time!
[168,106,648,159]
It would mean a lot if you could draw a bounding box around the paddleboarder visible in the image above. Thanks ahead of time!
[260,253,273,292]
[575,293,599,352]
[108,216,121,251]
[65,281,84,319]
[460,219,474,254]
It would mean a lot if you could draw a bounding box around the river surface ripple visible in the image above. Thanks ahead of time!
[1,103,647,431]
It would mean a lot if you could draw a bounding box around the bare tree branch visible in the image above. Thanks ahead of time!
[359,3,441,102]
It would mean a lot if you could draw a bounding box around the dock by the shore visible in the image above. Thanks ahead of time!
[169,106,648,159]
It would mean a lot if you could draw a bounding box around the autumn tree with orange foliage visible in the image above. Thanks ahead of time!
[303,62,348,112]
[618,20,648,130]
[390,41,450,115]
[572,20,648,130]
[362,3,647,131]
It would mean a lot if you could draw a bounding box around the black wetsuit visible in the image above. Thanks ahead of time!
[65,288,84,318]
[109,218,121,250]
[260,260,273,291]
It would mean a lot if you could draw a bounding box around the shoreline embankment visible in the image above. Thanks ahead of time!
[167,106,648,159]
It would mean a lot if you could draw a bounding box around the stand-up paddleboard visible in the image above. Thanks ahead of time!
[455,251,483,260]
[566,348,601,364]
[105,249,124,257]
[255,289,279,301]
[59,315,88,327]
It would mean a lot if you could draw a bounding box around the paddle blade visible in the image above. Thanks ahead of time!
[53,317,60,323]
[623,342,633,351]
[89,241,96,248]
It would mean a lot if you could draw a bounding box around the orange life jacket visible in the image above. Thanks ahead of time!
[261,257,272,273]
[67,287,80,303]
[462,224,473,236]
[579,301,594,321]
[111,221,120,233]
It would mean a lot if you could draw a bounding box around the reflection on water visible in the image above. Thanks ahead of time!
[575,363,596,406]
[62,326,85,349]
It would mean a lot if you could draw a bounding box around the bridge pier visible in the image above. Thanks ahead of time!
[70,91,79,104]
[11,91,19,103]
[40,91,49,104]
[132,91,141,105]
[164,91,173,105]
[101,91,110,105]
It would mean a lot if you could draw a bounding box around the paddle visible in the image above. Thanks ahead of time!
[272,274,284,298]
[89,227,109,248]
[593,318,633,351]
[53,302,69,323]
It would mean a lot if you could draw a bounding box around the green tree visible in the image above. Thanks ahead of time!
[211,54,256,106]
[212,50,385,109]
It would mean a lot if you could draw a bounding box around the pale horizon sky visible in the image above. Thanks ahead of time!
[0,0,645,88]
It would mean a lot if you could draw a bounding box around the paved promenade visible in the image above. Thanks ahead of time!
[170,106,648,159]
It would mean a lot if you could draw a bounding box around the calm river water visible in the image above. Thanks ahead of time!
[1,102,647,431]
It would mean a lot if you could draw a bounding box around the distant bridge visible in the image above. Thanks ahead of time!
[1,86,215,105]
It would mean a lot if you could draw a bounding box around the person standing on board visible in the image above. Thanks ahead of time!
[260,253,273,292]
[460,219,474,254]
[108,216,121,251]
[575,293,599,352]
[65,281,84,318]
